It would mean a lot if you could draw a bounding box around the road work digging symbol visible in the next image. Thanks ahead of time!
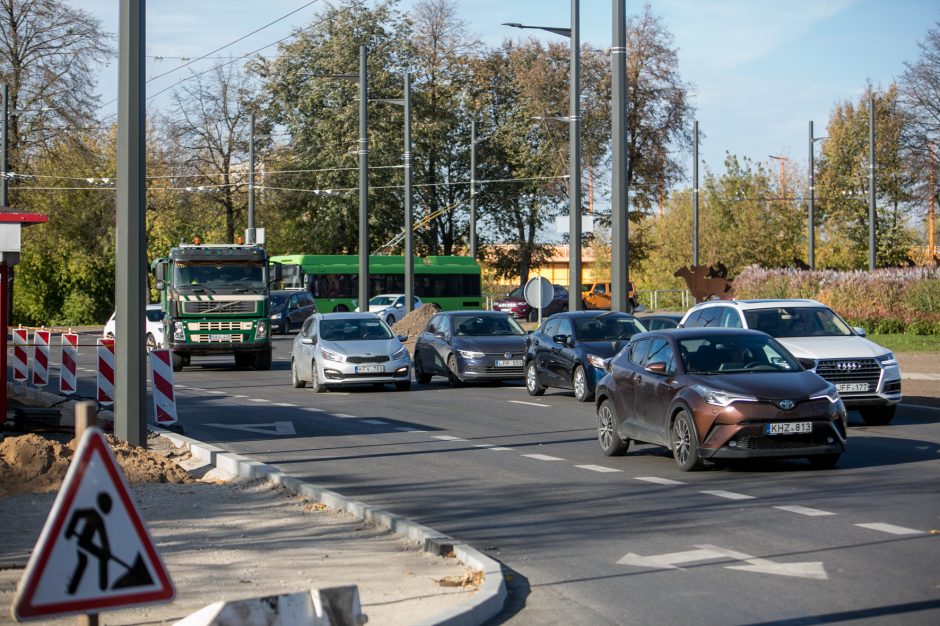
[13,428,174,620]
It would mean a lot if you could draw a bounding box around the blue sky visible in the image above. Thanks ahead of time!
[72,0,937,177]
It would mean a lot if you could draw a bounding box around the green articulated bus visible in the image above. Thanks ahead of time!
[269,254,482,313]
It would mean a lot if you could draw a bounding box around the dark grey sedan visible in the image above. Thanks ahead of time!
[414,311,527,385]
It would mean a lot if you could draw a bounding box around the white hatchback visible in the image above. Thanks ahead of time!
[679,299,902,425]
[103,304,165,351]
[355,294,423,326]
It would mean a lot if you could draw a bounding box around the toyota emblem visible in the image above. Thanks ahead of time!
[504,352,513,359]
[778,399,795,410]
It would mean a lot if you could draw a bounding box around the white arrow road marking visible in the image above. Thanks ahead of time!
[204,421,296,436]
[618,544,827,580]
[508,400,551,407]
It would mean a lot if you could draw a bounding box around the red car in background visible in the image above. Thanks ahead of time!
[493,284,569,322]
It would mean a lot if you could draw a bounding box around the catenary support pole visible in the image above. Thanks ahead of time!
[611,0,628,312]
[808,120,815,269]
[247,112,255,244]
[115,0,147,447]
[470,119,477,260]
[358,46,369,311]
[693,120,699,267]
[869,91,876,271]
[404,73,414,315]
[569,0,582,311]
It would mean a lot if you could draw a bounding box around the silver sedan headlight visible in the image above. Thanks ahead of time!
[321,347,346,362]
[393,346,408,360]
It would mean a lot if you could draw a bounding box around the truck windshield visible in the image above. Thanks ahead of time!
[174,263,266,292]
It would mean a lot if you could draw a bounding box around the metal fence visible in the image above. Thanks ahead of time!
[637,289,692,312]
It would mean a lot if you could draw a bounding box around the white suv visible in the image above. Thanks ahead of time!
[679,299,901,425]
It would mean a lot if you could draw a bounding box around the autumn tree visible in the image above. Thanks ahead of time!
[0,0,112,185]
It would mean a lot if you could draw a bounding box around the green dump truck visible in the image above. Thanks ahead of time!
[153,243,281,371]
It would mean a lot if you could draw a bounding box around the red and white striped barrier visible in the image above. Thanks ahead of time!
[149,349,178,426]
[31,329,50,388]
[97,338,115,406]
[12,328,28,382]
[59,332,79,395]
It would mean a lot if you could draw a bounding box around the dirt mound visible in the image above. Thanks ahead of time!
[0,433,193,499]
[392,302,441,338]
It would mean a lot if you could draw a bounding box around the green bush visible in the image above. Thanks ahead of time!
[906,279,940,314]
[874,318,905,334]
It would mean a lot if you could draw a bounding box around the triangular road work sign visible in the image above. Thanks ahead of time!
[12,427,175,620]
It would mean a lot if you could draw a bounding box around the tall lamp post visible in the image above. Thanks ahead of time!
[611,0,629,312]
[373,73,414,313]
[808,122,827,270]
[504,0,582,311]
[769,154,788,203]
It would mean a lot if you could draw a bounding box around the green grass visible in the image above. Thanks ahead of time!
[866,333,940,353]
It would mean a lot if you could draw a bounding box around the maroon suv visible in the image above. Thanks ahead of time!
[594,327,847,471]
[493,284,569,322]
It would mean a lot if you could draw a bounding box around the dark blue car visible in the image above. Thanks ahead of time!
[525,311,647,402]
[414,311,527,385]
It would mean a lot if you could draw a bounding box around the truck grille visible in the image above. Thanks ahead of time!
[192,334,245,343]
[183,300,257,314]
[188,321,253,331]
[814,358,881,390]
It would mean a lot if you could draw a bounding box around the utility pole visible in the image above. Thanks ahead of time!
[247,112,255,244]
[470,119,477,260]
[115,0,147,447]
[930,142,935,255]
[403,73,414,314]
[358,45,369,310]
[611,0,629,312]
[1,84,7,208]
[692,120,699,267]
[869,91,876,271]
[569,0,581,310]
[809,121,816,269]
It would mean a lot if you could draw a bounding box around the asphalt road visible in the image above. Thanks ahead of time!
[15,334,940,625]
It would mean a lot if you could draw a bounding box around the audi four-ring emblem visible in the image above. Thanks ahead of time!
[836,361,860,370]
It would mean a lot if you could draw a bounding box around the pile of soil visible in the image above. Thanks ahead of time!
[0,432,193,499]
[392,303,441,339]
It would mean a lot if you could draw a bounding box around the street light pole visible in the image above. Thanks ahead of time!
[611,0,629,312]
[470,119,477,260]
[692,120,699,267]
[358,45,369,310]
[247,112,255,244]
[869,91,876,271]
[769,154,787,202]
[1,84,7,208]
[503,0,581,311]
[403,73,414,314]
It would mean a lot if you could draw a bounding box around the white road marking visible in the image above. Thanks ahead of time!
[521,454,565,461]
[175,385,188,389]
[576,465,622,473]
[432,435,467,442]
[635,476,685,486]
[361,419,387,425]
[333,413,355,418]
[473,444,495,448]
[488,447,515,451]
[205,390,226,395]
[232,394,249,398]
[617,544,827,580]
[203,421,296,436]
[508,400,550,407]
[272,402,296,407]
[301,407,324,413]
[855,523,924,535]
[248,398,271,403]
[701,490,755,500]
[774,505,835,517]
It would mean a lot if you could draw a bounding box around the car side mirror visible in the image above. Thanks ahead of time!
[397,335,409,342]
[300,336,315,345]
[552,334,567,345]
[566,336,576,348]
[434,331,445,339]
[645,362,667,374]
[853,326,867,337]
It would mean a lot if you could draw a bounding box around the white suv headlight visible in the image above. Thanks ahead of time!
[458,349,485,359]
[877,352,897,367]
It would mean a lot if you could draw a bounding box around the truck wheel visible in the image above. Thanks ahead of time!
[234,353,252,369]
[254,348,273,371]
[171,351,185,372]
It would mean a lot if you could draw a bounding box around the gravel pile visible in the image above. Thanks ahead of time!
[392,303,441,339]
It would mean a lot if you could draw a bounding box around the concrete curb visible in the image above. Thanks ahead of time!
[153,427,507,626]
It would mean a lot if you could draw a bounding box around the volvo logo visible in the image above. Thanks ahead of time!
[504,352,513,359]
[778,399,795,410]
[836,361,860,371]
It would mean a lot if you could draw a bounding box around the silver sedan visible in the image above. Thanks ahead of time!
[291,312,412,392]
